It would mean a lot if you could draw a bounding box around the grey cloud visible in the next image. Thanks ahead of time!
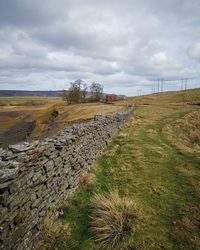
[0,0,200,95]
[189,42,200,60]
[0,0,53,27]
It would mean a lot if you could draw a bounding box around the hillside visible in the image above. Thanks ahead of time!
[0,90,62,97]
[0,97,124,148]
[132,88,200,105]
[42,88,200,249]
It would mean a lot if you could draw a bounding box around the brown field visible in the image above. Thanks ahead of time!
[0,96,126,148]
[1,89,199,148]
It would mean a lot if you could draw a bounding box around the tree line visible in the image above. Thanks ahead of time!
[62,80,103,104]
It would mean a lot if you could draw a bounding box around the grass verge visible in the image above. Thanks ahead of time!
[44,92,200,250]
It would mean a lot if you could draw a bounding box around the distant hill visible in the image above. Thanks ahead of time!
[0,90,126,98]
[0,90,62,97]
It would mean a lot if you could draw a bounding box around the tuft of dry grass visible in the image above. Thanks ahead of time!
[189,130,200,145]
[38,212,71,249]
[180,111,200,146]
[79,171,96,186]
[164,110,200,152]
[176,217,195,231]
[41,212,62,243]
[90,191,138,249]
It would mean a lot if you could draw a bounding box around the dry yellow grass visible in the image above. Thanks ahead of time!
[90,191,138,249]
[164,110,200,152]
[40,212,62,244]
[182,111,200,145]
[0,97,124,146]
[37,212,71,250]
[79,171,96,186]
[129,88,200,106]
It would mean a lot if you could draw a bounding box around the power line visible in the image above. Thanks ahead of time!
[135,76,200,97]
[151,76,200,82]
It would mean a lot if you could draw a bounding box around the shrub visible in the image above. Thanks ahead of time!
[90,191,137,249]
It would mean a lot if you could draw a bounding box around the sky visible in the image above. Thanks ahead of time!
[0,0,200,95]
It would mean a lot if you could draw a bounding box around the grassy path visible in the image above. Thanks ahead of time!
[48,104,200,250]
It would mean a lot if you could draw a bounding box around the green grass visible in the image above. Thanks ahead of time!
[44,91,200,250]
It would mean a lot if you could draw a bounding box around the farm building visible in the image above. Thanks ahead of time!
[105,94,118,102]
[105,94,126,102]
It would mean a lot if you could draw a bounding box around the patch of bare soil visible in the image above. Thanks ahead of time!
[0,115,36,147]
[175,206,200,232]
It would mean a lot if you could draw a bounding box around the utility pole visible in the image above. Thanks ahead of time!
[185,78,188,90]
[138,89,142,96]
[161,79,164,93]
[181,79,184,90]
[157,79,160,94]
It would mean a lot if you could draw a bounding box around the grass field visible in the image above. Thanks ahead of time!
[0,97,124,147]
[43,89,200,250]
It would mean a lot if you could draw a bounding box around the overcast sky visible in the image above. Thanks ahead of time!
[0,0,200,95]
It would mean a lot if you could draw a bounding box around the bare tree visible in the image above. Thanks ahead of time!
[62,80,88,104]
[90,82,103,102]
[81,83,88,103]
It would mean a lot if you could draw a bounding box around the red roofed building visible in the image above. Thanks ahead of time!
[105,94,118,102]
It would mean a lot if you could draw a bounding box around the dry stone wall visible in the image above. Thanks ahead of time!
[0,105,134,250]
